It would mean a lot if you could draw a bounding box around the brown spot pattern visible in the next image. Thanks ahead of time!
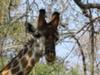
[17,71,23,75]
[11,59,19,67]
[21,57,28,68]
[28,50,32,57]
[11,66,20,74]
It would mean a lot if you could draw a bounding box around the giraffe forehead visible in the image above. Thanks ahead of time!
[33,35,45,50]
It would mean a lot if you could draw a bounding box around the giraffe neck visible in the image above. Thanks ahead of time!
[0,35,45,75]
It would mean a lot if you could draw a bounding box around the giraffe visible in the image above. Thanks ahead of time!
[0,9,60,75]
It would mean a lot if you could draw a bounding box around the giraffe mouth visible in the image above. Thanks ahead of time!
[45,50,56,62]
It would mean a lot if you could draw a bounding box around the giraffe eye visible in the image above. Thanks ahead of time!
[34,32,41,38]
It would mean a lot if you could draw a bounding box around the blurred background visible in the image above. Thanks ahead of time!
[0,0,100,75]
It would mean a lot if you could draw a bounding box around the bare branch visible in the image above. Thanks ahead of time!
[72,36,87,75]
[74,0,100,9]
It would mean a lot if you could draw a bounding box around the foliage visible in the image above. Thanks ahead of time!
[29,63,67,75]
[68,67,80,75]
[0,0,20,24]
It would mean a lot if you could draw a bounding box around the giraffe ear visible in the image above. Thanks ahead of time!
[50,12,60,29]
[37,9,46,30]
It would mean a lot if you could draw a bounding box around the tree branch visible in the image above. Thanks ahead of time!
[72,36,87,75]
[74,0,100,9]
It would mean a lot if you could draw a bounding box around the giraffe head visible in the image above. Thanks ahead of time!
[37,9,60,63]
